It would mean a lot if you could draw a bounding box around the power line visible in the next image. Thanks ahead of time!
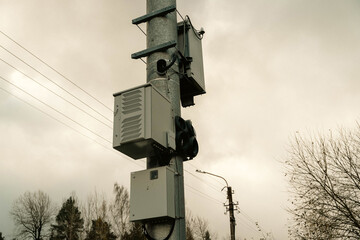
[0,45,112,124]
[235,208,272,239]
[0,85,106,148]
[184,169,227,197]
[186,162,226,187]
[0,29,112,112]
[0,57,112,129]
[238,208,258,227]
[0,74,111,143]
[235,215,261,237]
[0,84,144,170]
[185,184,223,205]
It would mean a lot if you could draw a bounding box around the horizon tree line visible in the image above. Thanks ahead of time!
[4,183,215,240]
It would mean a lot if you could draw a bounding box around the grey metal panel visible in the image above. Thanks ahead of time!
[113,84,175,159]
[120,87,145,143]
[177,21,206,98]
[187,27,205,91]
[130,166,175,222]
[151,87,173,148]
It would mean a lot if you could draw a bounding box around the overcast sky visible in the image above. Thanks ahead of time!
[1,0,360,239]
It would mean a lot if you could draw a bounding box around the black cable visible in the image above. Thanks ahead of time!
[157,54,178,75]
[185,15,203,40]
[165,54,177,72]
[0,30,113,112]
[143,219,176,240]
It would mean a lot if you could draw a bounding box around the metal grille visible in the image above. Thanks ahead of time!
[120,89,144,143]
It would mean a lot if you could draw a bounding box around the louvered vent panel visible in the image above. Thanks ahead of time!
[120,89,144,143]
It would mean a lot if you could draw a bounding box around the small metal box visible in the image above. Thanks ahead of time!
[178,20,206,107]
[113,84,175,159]
[130,166,175,222]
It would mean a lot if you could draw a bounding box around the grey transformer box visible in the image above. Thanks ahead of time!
[177,19,206,107]
[130,166,175,222]
[113,83,176,159]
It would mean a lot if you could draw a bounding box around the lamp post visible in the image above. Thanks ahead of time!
[196,170,236,240]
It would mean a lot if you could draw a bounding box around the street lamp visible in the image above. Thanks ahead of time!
[196,170,237,240]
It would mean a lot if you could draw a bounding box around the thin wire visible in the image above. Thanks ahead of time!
[136,24,147,36]
[0,85,144,169]
[0,85,106,149]
[0,75,111,143]
[185,184,223,205]
[235,215,261,236]
[0,57,112,129]
[176,9,185,22]
[140,58,147,64]
[0,30,112,112]
[184,169,227,196]
[0,45,112,123]
[187,162,232,187]
[238,208,258,225]
[134,25,146,64]
[235,207,271,237]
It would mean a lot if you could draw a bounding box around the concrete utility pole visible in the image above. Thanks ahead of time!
[227,186,236,240]
[196,170,237,240]
[145,0,185,239]
[115,0,204,238]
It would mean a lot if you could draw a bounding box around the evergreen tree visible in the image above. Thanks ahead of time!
[0,232,4,240]
[51,197,84,240]
[204,230,211,240]
[85,218,116,240]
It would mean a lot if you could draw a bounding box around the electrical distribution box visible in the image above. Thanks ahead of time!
[177,20,206,107]
[130,166,175,222]
[113,84,175,159]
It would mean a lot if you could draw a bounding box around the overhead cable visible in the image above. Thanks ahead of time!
[0,85,144,169]
[0,30,112,112]
[0,57,112,129]
[0,45,112,123]
[0,74,110,143]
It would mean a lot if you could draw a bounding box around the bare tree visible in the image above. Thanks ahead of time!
[80,190,108,238]
[286,126,360,239]
[10,190,55,240]
[108,183,130,238]
[186,210,215,240]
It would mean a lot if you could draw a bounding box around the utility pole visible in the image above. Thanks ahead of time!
[196,170,237,240]
[113,0,205,239]
[145,0,185,239]
[227,186,236,240]
[141,0,185,240]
